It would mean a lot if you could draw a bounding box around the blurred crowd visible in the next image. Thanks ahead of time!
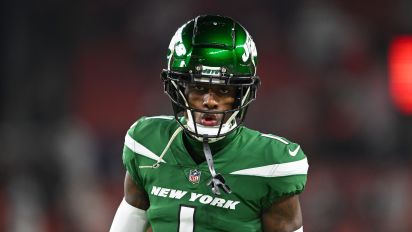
[2,0,412,231]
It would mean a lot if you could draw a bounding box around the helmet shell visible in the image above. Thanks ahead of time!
[166,15,257,77]
[161,15,260,139]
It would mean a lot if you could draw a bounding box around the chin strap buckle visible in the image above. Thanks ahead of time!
[207,173,232,195]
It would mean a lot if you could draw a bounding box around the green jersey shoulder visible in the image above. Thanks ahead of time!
[122,115,179,185]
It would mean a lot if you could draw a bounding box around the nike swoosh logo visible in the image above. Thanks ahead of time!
[288,145,300,157]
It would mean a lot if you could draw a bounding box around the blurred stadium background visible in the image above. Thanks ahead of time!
[2,0,412,231]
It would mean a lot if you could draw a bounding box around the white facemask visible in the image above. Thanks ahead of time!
[172,80,250,142]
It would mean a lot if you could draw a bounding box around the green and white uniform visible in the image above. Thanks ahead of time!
[123,116,308,232]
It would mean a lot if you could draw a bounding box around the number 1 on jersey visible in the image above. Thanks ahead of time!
[178,205,195,232]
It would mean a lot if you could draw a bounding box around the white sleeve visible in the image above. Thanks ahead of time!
[109,198,148,232]
[294,226,303,232]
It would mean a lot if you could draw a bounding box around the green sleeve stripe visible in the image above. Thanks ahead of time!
[230,157,308,177]
[124,133,166,163]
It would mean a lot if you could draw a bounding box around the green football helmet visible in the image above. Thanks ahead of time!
[161,15,260,139]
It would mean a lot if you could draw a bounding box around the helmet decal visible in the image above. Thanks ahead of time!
[200,66,221,76]
[241,32,258,74]
[167,24,186,69]
[175,43,187,57]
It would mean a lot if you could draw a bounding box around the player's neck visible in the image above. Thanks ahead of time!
[182,128,239,164]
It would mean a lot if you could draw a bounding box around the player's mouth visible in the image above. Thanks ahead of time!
[199,114,220,127]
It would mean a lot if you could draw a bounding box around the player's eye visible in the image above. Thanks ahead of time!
[219,88,230,94]
[193,86,206,91]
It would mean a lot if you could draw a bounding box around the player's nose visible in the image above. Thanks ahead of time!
[203,90,218,110]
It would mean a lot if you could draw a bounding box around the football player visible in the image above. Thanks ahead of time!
[110,15,308,232]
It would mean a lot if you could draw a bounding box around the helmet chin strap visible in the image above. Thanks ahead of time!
[202,135,232,195]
